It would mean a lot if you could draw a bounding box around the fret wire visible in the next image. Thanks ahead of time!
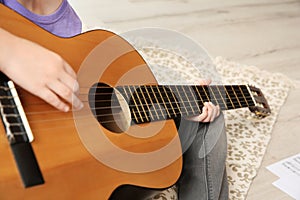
[172,86,189,115]
[134,103,198,117]
[24,103,194,125]
[87,85,252,97]
[181,86,196,115]
[238,85,249,107]
[87,90,255,100]
[16,96,254,119]
[89,95,253,112]
[128,103,193,118]
[89,87,254,108]
[194,86,205,106]
[44,102,193,123]
[202,86,211,102]
[127,86,143,123]
[216,86,228,110]
[120,86,130,100]
[188,86,201,114]
[131,86,148,122]
[236,86,251,107]
[52,84,250,98]
[195,86,210,103]
[49,100,201,125]
[86,110,176,125]
[150,85,165,118]
[231,85,242,108]
[211,86,227,110]
[172,96,251,104]
[183,86,196,114]
[162,86,177,117]
[167,86,182,116]
[13,92,255,125]
[195,86,209,108]
[141,86,155,121]
[131,107,139,123]
[5,84,254,118]
[241,86,255,106]
[223,86,235,109]
[208,86,221,106]
[1,84,259,128]
[17,93,254,110]
[25,104,200,126]
[135,87,149,122]
[156,86,171,118]
[144,86,159,120]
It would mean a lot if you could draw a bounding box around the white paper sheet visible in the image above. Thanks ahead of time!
[267,153,300,200]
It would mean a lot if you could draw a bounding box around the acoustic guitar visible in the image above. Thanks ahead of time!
[0,4,271,200]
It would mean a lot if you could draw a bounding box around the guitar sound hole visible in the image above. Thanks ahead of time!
[88,82,131,133]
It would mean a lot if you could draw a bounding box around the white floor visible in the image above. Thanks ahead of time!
[69,0,300,199]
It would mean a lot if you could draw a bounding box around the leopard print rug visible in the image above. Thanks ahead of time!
[79,11,295,197]
[136,47,294,200]
[80,27,294,199]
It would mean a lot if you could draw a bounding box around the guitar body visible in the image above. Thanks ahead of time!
[0,5,182,200]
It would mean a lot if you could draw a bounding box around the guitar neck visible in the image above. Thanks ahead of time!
[115,85,256,124]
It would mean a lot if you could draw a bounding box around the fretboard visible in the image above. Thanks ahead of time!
[116,85,256,124]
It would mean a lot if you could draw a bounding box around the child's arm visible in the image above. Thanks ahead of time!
[0,28,83,112]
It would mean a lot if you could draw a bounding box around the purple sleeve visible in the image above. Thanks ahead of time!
[3,0,82,37]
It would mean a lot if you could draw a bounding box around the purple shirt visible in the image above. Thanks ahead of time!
[3,0,82,37]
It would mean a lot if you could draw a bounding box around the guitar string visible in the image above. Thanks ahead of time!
[9,84,253,95]
[0,100,217,124]
[21,91,253,106]
[8,113,177,134]
[10,103,266,136]
[86,85,252,104]
[11,91,252,103]
[16,93,253,109]
[2,110,265,135]
[7,97,266,136]
[79,90,253,99]
[0,86,255,118]
[5,85,252,95]
[2,104,263,137]
[8,115,166,136]
[1,86,254,109]
[0,97,258,134]
[5,107,220,137]
[1,105,196,136]
[12,98,270,135]
[0,85,256,124]
[0,97,257,130]
[12,84,253,97]
[0,91,254,121]
[0,94,253,117]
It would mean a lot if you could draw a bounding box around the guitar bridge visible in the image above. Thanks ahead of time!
[0,73,44,188]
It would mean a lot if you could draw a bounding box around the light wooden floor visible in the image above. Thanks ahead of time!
[70,0,300,199]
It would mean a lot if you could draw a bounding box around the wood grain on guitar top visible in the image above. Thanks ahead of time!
[0,4,182,200]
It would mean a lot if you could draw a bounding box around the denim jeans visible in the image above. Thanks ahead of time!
[176,113,228,200]
[110,113,228,200]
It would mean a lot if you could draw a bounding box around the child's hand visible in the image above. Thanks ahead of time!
[186,79,220,122]
[0,29,83,112]
[188,102,220,122]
